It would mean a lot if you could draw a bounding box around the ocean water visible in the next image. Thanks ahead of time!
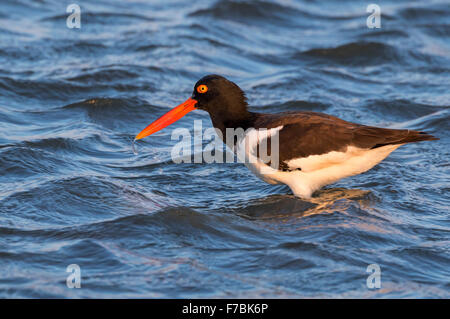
[0,0,449,298]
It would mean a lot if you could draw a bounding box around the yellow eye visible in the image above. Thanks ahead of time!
[197,84,208,94]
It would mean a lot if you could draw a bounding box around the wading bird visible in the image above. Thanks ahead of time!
[135,75,437,198]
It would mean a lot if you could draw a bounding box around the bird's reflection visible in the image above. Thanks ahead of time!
[234,188,374,220]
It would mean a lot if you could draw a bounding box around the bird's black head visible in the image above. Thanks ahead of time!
[135,75,251,141]
[191,75,250,124]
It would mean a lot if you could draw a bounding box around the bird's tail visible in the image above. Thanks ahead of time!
[396,130,439,144]
[361,127,439,149]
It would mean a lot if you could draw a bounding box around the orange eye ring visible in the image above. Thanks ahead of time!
[197,84,208,94]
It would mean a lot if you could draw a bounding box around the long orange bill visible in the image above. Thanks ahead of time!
[135,98,197,140]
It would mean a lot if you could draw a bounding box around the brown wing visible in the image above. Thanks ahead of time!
[254,111,438,170]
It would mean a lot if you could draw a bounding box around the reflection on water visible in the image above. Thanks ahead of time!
[235,188,373,220]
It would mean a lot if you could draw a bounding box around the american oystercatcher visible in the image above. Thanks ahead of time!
[135,75,438,198]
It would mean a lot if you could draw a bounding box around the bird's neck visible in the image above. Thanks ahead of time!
[209,109,258,142]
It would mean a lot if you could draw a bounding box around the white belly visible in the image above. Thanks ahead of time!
[236,130,401,198]
[283,144,401,198]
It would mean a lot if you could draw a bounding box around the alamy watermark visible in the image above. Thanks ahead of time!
[66,4,81,29]
[366,263,381,289]
[366,4,381,29]
[66,264,81,288]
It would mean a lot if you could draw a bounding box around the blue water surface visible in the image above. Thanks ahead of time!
[0,0,449,298]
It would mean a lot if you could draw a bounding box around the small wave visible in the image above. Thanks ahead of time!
[0,175,162,228]
[261,100,330,113]
[393,109,450,134]
[52,41,108,55]
[177,35,237,50]
[0,27,30,37]
[57,239,129,269]
[0,207,269,247]
[189,0,304,25]
[133,44,176,52]
[363,99,447,122]
[0,46,45,62]
[0,76,99,102]
[189,0,377,27]
[299,42,399,66]
[66,69,140,83]
[63,97,159,131]
[386,245,450,284]
[360,30,409,39]
[0,146,72,177]
[0,239,128,273]
[21,136,92,153]
[399,5,450,22]
[420,23,450,38]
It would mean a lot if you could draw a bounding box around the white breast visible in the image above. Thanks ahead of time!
[235,126,284,185]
